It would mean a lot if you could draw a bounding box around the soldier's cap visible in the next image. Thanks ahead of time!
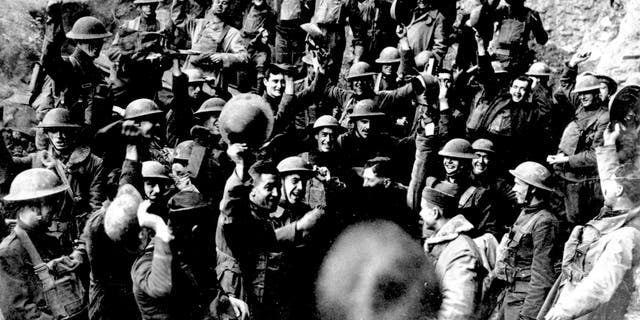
[421,181,459,210]
[317,220,441,320]
[268,63,295,75]
[349,99,385,120]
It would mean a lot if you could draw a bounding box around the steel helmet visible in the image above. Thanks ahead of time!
[375,47,401,64]
[66,16,112,40]
[124,98,163,121]
[509,161,553,192]
[4,168,69,202]
[174,140,195,161]
[38,108,81,129]
[195,97,226,116]
[183,68,206,84]
[218,93,274,147]
[471,138,496,154]
[347,62,376,81]
[142,161,171,180]
[596,74,617,94]
[277,156,313,176]
[438,138,475,159]
[349,99,385,120]
[313,115,340,131]
[573,74,601,94]
[526,62,553,77]
[625,72,640,87]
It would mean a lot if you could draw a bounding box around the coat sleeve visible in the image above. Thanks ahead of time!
[431,13,448,62]
[595,145,619,183]
[41,4,72,88]
[377,82,416,114]
[131,239,173,299]
[88,156,108,212]
[220,28,249,68]
[438,242,480,320]
[529,10,548,45]
[166,73,194,147]
[520,216,559,319]
[550,228,640,319]
[0,247,53,320]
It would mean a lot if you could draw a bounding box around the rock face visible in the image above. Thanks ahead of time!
[459,0,640,80]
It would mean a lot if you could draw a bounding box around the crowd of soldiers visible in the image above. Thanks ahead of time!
[1,0,640,319]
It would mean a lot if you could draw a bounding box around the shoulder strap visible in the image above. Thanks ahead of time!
[217,25,231,53]
[14,226,44,266]
[458,186,477,208]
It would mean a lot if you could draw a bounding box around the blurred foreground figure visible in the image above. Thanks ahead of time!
[316,220,441,320]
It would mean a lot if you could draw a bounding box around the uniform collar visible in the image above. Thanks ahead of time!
[50,145,91,167]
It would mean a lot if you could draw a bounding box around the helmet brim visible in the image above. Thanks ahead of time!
[438,151,476,159]
[349,112,385,120]
[509,170,554,192]
[572,85,601,94]
[66,32,112,40]
[375,58,401,64]
[347,72,377,81]
[125,109,164,121]
[3,184,68,202]
[38,124,82,129]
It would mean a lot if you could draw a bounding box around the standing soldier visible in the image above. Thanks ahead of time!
[355,0,396,64]
[547,73,608,226]
[400,0,447,65]
[13,108,107,248]
[374,47,402,92]
[42,0,113,135]
[172,0,249,97]
[109,0,173,105]
[0,169,85,320]
[493,161,560,320]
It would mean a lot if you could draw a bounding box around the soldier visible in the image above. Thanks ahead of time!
[542,124,640,320]
[374,47,402,92]
[426,138,498,238]
[490,0,548,75]
[547,73,608,225]
[240,0,276,92]
[172,0,249,97]
[13,108,107,247]
[42,1,113,135]
[109,0,173,105]
[493,161,560,320]
[420,181,484,320]
[337,99,398,170]
[0,169,85,320]
[354,0,396,64]
[399,0,447,64]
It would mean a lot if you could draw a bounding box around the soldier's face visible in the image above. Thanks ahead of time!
[601,180,623,207]
[419,198,437,230]
[139,3,158,17]
[315,128,336,152]
[282,173,306,204]
[362,167,385,188]
[138,120,159,138]
[509,79,530,103]
[443,157,461,175]
[251,174,281,212]
[18,195,61,230]
[512,177,530,204]
[47,129,76,152]
[144,179,170,202]
[188,84,203,99]
[77,39,104,59]
[472,151,491,175]
[381,64,396,76]
[351,79,372,96]
[356,119,371,139]
[599,83,610,101]
[203,114,221,135]
[264,73,285,98]
[213,0,230,15]
[578,92,597,108]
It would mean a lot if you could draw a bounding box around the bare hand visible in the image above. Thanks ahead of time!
[122,120,143,138]
[438,78,449,100]
[226,296,250,320]
[40,151,56,170]
[314,166,331,182]
[210,54,223,64]
[546,154,569,165]
[227,143,248,166]
[569,51,591,67]
[395,24,407,38]
[603,122,624,146]
[46,255,80,274]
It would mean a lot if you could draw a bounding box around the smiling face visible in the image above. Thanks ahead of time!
[212,0,230,15]
[351,78,373,97]
[250,173,281,211]
[578,91,597,108]
[381,64,396,76]
[510,79,530,103]
[443,157,462,176]
[472,151,491,175]
[138,3,158,18]
[282,173,307,204]
[264,73,285,98]
[315,127,336,153]
[143,178,171,202]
